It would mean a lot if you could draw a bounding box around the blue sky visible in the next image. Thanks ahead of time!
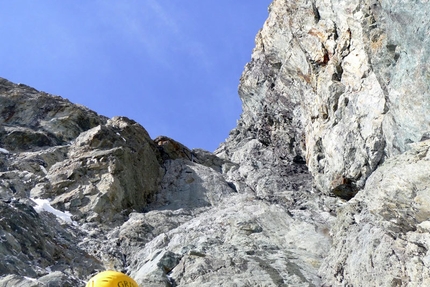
[0,1,271,151]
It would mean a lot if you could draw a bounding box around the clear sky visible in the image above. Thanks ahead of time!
[0,1,272,151]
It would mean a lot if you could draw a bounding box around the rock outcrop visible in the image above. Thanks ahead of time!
[224,0,429,196]
[0,0,430,286]
[321,140,430,286]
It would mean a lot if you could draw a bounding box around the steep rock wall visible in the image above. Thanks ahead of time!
[216,0,430,285]
[219,0,430,196]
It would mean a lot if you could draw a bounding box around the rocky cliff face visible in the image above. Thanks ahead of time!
[1,0,429,286]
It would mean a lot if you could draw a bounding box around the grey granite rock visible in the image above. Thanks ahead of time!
[152,158,236,210]
[0,78,106,152]
[0,199,101,285]
[320,139,430,286]
[0,275,40,287]
[128,194,336,286]
[45,116,162,225]
[221,0,429,197]
[1,0,430,285]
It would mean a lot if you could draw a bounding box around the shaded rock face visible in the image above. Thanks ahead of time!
[0,0,429,286]
[0,199,101,285]
[0,79,106,152]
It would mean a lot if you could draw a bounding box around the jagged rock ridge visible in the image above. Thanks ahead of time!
[1,0,430,286]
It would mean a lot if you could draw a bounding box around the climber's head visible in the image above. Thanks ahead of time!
[86,270,138,287]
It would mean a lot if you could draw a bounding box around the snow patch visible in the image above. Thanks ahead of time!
[40,165,48,175]
[116,132,126,142]
[0,147,10,154]
[32,198,73,223]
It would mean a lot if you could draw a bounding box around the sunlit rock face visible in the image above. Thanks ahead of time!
[320,140,430,286]
[1,0,430,286]
[217,0,430,284]
[222,0,430,196]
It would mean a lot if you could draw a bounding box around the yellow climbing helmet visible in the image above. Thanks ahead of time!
[86,270,138,287]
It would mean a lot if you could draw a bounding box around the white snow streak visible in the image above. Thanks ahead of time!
[32,198,73,223]
[0,147,10,154]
